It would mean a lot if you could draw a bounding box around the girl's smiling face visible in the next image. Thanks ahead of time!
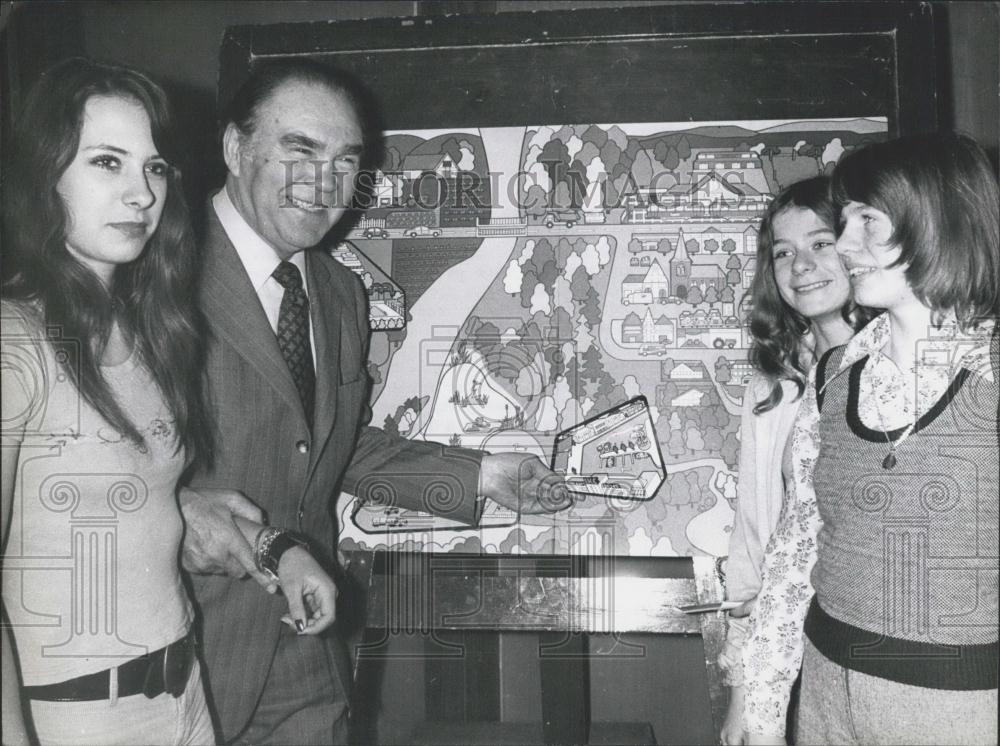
[770,206,851,322]
[835,201,920,311]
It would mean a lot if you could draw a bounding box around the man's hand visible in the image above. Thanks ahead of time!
[276,547,338,635]
[178,487,276,590]
[479,452,572,515]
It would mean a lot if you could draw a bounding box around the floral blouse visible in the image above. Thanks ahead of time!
[741,313,993,737]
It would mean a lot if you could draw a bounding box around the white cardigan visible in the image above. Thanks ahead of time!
[717,372,804,686]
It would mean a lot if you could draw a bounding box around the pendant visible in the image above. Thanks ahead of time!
[882,452,897,470]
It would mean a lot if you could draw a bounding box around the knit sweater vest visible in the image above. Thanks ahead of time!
[806,345,998,689]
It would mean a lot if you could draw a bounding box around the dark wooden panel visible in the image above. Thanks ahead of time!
[362,553,702,634]
[219,1,939,136]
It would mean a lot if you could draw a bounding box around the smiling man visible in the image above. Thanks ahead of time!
[177,60,570,745]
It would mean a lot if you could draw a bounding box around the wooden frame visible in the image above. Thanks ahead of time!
[220,1,940,135]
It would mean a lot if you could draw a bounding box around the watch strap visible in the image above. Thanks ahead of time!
[261,531,309,577]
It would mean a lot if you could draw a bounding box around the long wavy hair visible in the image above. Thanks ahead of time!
[746,175,871,415]
[831,132,999,329]
[2,58,213,466]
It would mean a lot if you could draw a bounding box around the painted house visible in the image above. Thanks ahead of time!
[691,149,770,195]
[671,389,706,407]
[640,308,675,344]
[621,260,670,302]
[730,361,755,384]
[622,311,643,343]
[372,169,403,207]
[669,360,711,382]
[400,153,455,181]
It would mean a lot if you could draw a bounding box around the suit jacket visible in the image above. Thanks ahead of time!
[188,206,483,740]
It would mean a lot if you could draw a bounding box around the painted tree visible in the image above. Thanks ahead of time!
[581,287,602,327]
[663,145,680,171]
[525,184,549,218]
[720,286,736,316]
[726,254,743,270]
[564,355,581,399]
[721,431,740,470]
[578,345,603,384]
[686,238,701,254]
[559,397,585,431]
[566,160,589,207]
[551,375,573,413]
[552,181,572,210]
[538,259,559,291]
[515,365,542,402]
[685,422,705,453]
[535,394,559,432]
[727,269,742,286]
[676,135,691,161]
[668,410,683,432]
[581,243,601,275]
[530,238,556,276]
[472,320,501,358]
[573,313,595,353]
[703,426,724,454]
[687,286,704,306]
[519,267,540,308]
[628,237,643,254]
[721,238,737,254]
[622,374,642,399]
[657,381,680,410]
[539,138,571,188]
[705,286,720,307]
[552,274,573,313]
[383,414,400,439]
[715,356,732,385]
[660,357,676,381]
[503,260,523,294]
[667,427,687,460]
[704,238,720,254]
[657,236,673,254]
[599,138,623,177]
[667,469,691,507]
[440,137,463,163]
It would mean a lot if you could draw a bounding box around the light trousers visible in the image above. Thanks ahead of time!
[796,637,998,746]
[29,659,214,746]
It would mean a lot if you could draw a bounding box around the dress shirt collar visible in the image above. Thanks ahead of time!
[829,312,994,386]
[212,186,308,294]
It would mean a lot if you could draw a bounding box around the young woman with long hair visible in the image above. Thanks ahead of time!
[1,57,217,746]
[719,175,871,745]
[742,132,998,745]
[1,58,338,746]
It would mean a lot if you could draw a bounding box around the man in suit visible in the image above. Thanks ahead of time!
[178,59,571,745]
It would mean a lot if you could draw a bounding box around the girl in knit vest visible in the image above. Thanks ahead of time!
[743,132,998,745]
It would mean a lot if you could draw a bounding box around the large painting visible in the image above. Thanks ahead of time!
[335,116,887,556]
[220,2,936,557]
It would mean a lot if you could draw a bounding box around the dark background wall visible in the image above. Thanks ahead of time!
[1,2,997,743]
[3,1,998,194]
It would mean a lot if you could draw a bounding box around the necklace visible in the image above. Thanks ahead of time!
[870,377,920,470]
[877,419,917,469]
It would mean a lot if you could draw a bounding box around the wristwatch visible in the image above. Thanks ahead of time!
[260,531,310,578]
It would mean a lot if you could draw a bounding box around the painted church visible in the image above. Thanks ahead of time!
[621,227,728,302]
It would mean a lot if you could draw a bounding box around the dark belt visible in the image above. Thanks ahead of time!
[24,630,196,702]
